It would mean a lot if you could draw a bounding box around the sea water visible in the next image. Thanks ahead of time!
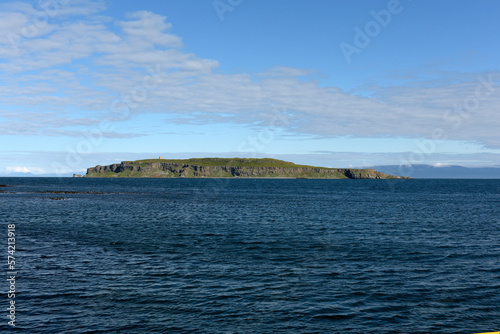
[1,178,499,333]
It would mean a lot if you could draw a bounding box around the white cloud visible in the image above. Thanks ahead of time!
[5,166,46,174]
[117,11,181,48]
[0,0,499,152]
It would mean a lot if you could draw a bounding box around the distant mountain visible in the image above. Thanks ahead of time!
[368,164,500,179]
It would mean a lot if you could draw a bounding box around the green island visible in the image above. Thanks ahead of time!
[84,158,408,179]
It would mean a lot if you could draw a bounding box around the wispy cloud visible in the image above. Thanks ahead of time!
[0,0,499,151]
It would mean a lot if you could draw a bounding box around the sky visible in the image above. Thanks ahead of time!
[1,0,500,176]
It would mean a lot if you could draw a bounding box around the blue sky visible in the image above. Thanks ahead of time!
[1,0,500,175]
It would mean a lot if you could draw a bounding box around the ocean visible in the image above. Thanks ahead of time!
[1,178,499,333]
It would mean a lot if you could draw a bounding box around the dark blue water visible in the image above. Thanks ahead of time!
[1,178,499,333]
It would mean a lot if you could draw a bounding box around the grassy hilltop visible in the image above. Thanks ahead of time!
[124,158,326,168]
[85,157,407,179]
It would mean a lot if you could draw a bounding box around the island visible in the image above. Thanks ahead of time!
[85,158,408,179]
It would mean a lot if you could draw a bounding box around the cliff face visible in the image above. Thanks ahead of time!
[85,159,408,179]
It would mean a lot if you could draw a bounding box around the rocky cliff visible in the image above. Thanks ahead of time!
[85,158,408,179]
